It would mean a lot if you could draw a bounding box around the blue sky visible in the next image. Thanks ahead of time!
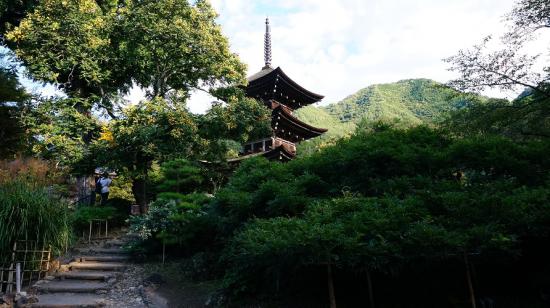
[19,0,541,113]
[186,0,526,112]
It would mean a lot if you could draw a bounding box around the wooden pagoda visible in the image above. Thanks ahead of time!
[237,18,327,162]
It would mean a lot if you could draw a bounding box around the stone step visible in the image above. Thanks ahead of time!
[69,261,126,271]
[75,255,129,262]
[75,248,128,255]
[35,280,110,293]
[55,271,117,281]
[88,237,111,241]
[103,239,126,246]
[31,292,105,307]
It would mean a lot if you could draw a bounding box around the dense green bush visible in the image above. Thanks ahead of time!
[107,175,135,202]
[71,206,118,230]
[214,126,550,304]
[0,179,71,262]
[129,126,550,305]
[104,197,132,225]
[129,193,214,252]
[72,199,131,231]
[156,159,205,194]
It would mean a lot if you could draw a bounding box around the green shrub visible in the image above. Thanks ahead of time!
[72,197,132,231]
[104,197,132,225]
[72,206,118,230]
[107,174,134,202]
[129,199,177,241]
[129,192,215,255]
[156,159,205,194]
[202,127,550,303]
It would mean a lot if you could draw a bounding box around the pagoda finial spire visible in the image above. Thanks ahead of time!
[263,17,272,69]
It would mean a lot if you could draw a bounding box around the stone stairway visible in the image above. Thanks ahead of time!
[28,237,131,308]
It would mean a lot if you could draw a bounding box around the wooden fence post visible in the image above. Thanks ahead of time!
[327,262,337,308]
[464,252,477,308]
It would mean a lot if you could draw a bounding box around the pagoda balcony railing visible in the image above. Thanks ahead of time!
[241,137,296,155]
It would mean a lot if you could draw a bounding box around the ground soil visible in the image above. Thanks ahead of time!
[141,261,218,308]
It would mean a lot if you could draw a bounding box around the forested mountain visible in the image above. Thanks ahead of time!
[294,78,489,153]
[325,78,479,125]
[293,106,355,154]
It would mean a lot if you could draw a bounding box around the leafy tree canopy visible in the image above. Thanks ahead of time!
[0,58,30,158]
[0,0,39,37]
[5,0,247,116]
[6,0,125,107]
[119,0,246,98]
[131,125,550,304]
[446,0,550,138]
[218,126,550,300]
[3,0,264,183]
[82,94,270,205]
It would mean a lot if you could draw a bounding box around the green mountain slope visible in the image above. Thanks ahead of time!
[293,106,355,155]
[324,78,472,125]
[294,78,485,154]
[294,106,355,139]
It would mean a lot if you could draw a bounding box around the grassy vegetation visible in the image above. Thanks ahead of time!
[0,179,71,262]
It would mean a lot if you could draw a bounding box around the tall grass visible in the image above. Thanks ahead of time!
[0,179,71,263]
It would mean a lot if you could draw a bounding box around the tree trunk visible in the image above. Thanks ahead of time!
[210,177,219,194]
[366,269,375,308]
[327,263,337,308]
[131,178,147,211]
[464,252,477,308]
[143,170,149,213]
[162,241,166,265]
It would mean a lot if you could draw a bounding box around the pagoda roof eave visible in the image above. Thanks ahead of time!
[273,67,324,100]
[247,67,274,82]
[246,67,324,107]
[272,104,328,141]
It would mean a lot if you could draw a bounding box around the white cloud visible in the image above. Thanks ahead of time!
[124,82,146,105]
[192,0,523,109]
[18,0,539,113]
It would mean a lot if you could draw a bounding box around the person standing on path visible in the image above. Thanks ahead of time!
[99,172,112,206]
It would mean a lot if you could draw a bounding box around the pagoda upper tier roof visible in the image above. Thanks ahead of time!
[246,66,324,110]
[271,101,328,143]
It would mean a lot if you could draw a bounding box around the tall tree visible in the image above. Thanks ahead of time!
[91,97,200,208]
[6,0,254,176]
[445,0,550,138]
[118,0,246,98]
[5,0,126,114]
[0,0,39,39]
[0,62,29,158]
[88,94,270,207]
